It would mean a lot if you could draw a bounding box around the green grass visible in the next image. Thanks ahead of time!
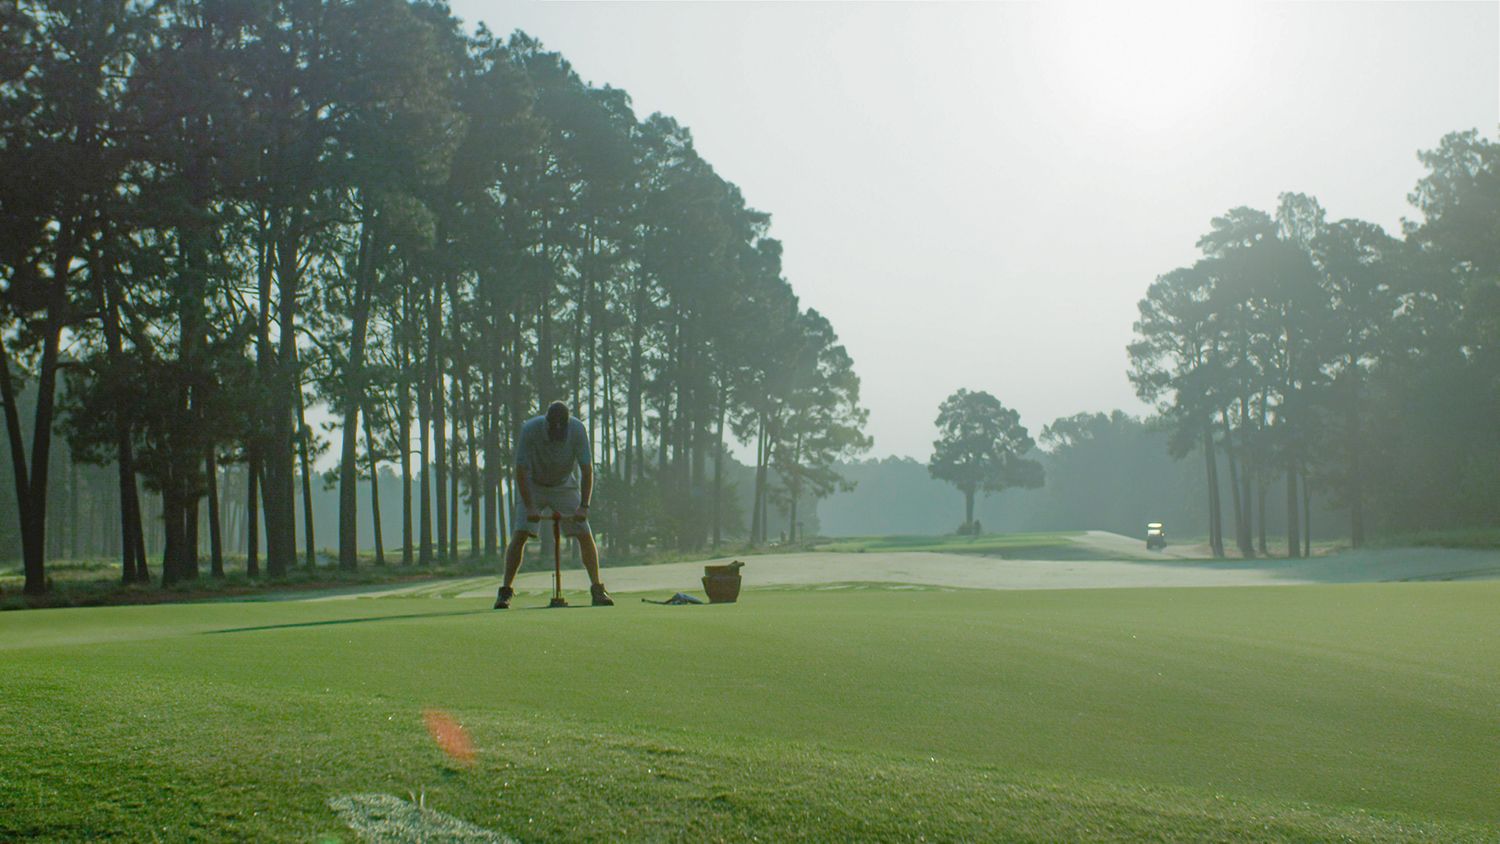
[2,582,1496,841]
[812,531,1085,557]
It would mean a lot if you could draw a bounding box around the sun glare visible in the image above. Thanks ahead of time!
[1040,2,1257,135]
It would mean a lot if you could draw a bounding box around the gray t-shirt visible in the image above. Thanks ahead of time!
[515,415,591,489]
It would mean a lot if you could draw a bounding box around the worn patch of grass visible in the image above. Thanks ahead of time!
[2,583,1496,841]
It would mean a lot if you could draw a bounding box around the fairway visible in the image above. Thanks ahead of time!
[4,577,1498,841]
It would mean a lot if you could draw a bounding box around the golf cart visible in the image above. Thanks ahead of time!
[1146,522,1166,550]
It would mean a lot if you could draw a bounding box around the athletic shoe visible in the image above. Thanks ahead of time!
[493,585,514,610]
[591,583,614,607]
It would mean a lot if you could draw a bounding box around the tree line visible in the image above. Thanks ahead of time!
[0,0,871,595]
[1128,130,1499,557]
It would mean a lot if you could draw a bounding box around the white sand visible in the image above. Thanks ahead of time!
[312,532,1500,600]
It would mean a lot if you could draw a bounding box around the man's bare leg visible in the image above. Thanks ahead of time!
[494,532,533,607]
[577,531,602,586]
[501,532,530,589]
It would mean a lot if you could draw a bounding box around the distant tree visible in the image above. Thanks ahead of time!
[928,389,1042,533]
[1126,264,1226,556]
[1304,217,1401,547]
[1406,129,1500,362]
[1374,129,1500,533]
[769,309,871,542]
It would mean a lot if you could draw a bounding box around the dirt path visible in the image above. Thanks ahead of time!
[309,541,1500,601]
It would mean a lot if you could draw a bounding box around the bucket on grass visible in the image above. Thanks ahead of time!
[702,560,745,603]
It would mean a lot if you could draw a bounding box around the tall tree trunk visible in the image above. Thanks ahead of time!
[1347,381,1365,548]
[537,270,554,405]
[263,213,299,578]
[603,337,618,475]
[465,378,480,559]
[449,391,459,560]
[1238,395,1255,554]
[177,202,211,586]
[656,406,670,484]
[246,454,261,578]
[788,477,799,543]
[1285,460,1301,559]
[712,383,726,550]
[964,488,975,531]
[750,415,766,547]
[0,340,36,591]
[587,258,599,471]
[180,194,210,584]
[15,232,75,593]
[418,324,433,565]
[430,286,446,562]
[207,448,224,577]
[223,468,239,554]
[161,485,184,586]
[1257,395,1269,555]
[258,221,278,572]
[482,374,498,556]
[1202,424,1224,558]
[337,216,375,571]
[184,484,201,580]
[626,308,644,484]
[571,231,587,411]
[1256,477,1268,556]
[1302,464,1311,558]
[1283,323,1301,559]
[399,292,414,564]
[118,438,145,583]
[363,401,385,566]
[131,477,148,582]
[295,348,316,569]
[1219,407,1251,557]
[94,246,147,583]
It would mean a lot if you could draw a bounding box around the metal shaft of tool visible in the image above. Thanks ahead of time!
[552,513,562,599]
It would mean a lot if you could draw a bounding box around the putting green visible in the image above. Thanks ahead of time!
[2,582,1496,841]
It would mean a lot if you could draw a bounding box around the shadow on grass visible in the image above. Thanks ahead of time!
[202,608,489,635]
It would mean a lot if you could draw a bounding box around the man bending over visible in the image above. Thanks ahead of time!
[494,401,613,609]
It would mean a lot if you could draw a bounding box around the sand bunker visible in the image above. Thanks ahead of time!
[313,532,1500,601]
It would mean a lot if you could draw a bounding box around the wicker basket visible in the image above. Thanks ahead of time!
[702,561,744,603]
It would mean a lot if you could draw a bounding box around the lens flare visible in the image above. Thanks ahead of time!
[422,708,476,767]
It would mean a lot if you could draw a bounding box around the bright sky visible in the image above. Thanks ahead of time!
[449,0,1499,460]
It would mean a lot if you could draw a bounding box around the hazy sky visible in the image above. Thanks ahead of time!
[449,0,1498,460]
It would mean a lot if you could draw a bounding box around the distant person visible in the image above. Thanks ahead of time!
[493,401,613,609]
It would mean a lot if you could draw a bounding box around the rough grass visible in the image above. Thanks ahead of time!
[0,555,512,611]
[1371,527,1500,551]
[2,582,1496,841]
[0,541,805,610]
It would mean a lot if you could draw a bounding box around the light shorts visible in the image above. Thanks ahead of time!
[513,483,591,538]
